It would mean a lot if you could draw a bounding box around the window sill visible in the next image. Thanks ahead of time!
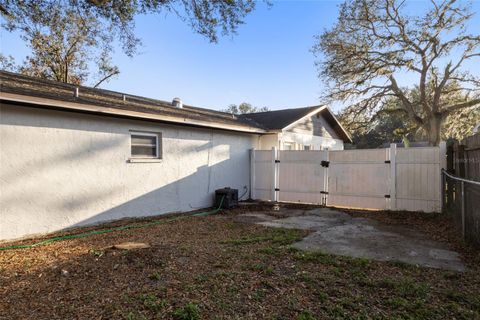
[128,158,163,163]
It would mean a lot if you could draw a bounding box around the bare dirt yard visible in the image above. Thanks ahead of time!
[1,203,479,320]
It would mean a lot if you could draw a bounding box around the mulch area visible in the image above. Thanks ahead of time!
[0,203,479,319]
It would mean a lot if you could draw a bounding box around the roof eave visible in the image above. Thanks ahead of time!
[323,106,353,144]
[0,92,266,134]
[280,106,327,132]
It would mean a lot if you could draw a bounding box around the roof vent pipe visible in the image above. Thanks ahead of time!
[74,87,79,98]
[172,97,183,109]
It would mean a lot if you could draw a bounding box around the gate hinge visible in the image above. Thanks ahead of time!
[385,160,391,164]
[384,195,391,198]
[321,160,330,168]
[275,188,280,191]
[320,191,329,194]
[275,160,280,163]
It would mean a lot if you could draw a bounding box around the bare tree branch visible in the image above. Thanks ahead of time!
[93,70,120,88]
[314,0,480,145]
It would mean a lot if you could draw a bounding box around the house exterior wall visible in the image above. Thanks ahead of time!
[258,134,280,150]
[283,113,344,150]
[257,132,344,151]
[0,103,259,240]
[286,113,337,138]
[280,131,344,150]
[256,113,345,151]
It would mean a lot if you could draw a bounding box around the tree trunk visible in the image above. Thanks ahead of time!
[426,115,442,146]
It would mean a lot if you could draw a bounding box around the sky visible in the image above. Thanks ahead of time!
[1,0,479,112]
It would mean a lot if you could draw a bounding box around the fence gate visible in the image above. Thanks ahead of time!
[277,150,328,205]
[250,144,445,213]
[327,149,392,210]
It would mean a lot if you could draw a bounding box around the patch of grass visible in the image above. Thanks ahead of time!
[296,310,316,320]
[270,229,304,245]
[353,275,374,287]
[386,297,411,309]
[251,263,274,275]
[390,260,416,270]
[138,294,167,312]
[222,228,303,246]
[293,251,338,266]
[258,246,281,256]
[395,279,429,299]
[252,289,267,302]
[194,274,209,283]
[173,303,200,320]
[297,272,316,285]
[445,290,480,312]
[325,305,347,318]
[316,291,328,303]
[222,235,273,245]
[339,297,361,312]
[376,278,397,289]
[377,278,429,299]
[349,257,371,268]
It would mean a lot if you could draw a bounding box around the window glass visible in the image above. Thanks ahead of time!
[130,132,160,158]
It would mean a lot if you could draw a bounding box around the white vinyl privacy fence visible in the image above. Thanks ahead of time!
[250,144,446,212]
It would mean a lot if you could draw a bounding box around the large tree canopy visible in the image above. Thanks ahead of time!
[0,0,258,86]
[313,0,480,146]
[339,85,480,149]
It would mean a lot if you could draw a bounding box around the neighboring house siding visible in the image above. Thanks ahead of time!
[0,104,258,240]
[286,113,337,139]
[280,131,344,150]
[283,113,344,150]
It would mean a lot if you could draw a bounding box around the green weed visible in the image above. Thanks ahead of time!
[173,303,200,320]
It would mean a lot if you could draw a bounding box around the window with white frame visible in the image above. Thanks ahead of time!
[130,131,161,159]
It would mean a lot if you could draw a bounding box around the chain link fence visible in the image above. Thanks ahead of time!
[443,170,480,247]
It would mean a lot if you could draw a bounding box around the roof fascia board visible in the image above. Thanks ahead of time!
[323,106,352,143]
[0,92,266,134]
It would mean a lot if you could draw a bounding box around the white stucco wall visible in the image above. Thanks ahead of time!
[0,104,259,240]
[258,134,280,150]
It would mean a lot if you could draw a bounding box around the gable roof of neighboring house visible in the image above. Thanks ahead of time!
[0,71,264,134]
[0,71,351,142]
[239,106,352,143]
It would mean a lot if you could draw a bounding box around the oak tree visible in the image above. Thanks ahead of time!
[1,0,258,86]
[314,0,480,145]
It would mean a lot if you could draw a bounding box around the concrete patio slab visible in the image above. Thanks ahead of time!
[241,208,465,272]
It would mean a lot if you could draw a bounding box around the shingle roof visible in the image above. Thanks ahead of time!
[238,106,319,130]
[0,71,350,142]
[239,106,352,143]
[0,71,263,133]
